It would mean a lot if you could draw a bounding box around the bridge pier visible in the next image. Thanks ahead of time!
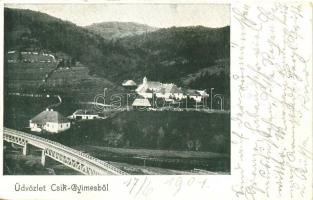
[4,128,128,175]
[41,150,46,167]
[22,143,28,156]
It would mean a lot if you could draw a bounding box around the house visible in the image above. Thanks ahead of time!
[132,98,152,109]
[29,109,70,133]
[197,90,209,97]
[122,80,137,87]
[122,80,137,90]
[158,84,184,100]
[72,109,99,120]
[135,76,209,103]
[185,89,203,102]
[136,77,184,100]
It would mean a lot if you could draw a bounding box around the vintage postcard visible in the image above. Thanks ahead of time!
[0,1,311,200]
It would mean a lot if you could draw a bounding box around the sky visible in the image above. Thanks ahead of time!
[6,4,230,28]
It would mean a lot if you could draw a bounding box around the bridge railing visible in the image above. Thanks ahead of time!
[4,128,128,175]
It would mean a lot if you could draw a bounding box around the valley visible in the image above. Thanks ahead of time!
[3,7,230,175]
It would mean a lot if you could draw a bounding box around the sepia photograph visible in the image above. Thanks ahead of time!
[3,3,230,175]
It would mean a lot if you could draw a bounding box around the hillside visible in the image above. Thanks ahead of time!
[4,8,124,99]
[4,8,230,102]
[5,93,230,154]
[4,8,109,68]
[53,111,230,154]
[85,22,158,40]
[116,26,230,94]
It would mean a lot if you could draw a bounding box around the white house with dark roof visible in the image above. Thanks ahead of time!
[29,109,70,133]
[72,109,99,120]
[184,89,202,102]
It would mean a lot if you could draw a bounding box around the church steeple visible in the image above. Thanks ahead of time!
[143,76,148,84]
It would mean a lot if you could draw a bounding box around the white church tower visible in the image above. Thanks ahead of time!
[143,76,148,85]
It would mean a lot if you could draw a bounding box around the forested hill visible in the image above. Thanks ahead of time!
[116,26,230,92]
[4,8,109,66]
[85,22,158,40]
[5,8,230,95]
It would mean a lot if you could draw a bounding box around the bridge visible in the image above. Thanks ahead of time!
[3,127,128,175]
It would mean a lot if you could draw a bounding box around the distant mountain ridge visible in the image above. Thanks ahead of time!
[85,22,158,40]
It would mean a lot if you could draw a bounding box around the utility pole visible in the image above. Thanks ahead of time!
[210,88,214,110]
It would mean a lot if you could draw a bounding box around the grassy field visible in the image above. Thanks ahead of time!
[4,96,230,154]
[4,96,230,173]
[109,161,224,175]
[39,111,231,155]
[74,145,229,173]
[77,145,228,159]
[5,62,121,101]
[4,142,225,175]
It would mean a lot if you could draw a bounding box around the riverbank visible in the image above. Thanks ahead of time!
[74,145,230,174]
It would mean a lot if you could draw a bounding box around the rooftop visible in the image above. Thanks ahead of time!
[30,109,70,124]
[122,80,137,86]
[132,98,152,107]
[136,77,182,94]
[73,109,98,115]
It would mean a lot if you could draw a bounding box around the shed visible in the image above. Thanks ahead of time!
[132,98,152,108]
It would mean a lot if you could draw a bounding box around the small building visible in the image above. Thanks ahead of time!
[185,89,203,102]
[122,80,137,90]
[122,80,137,87]
[132,98,152,109]
[72,109,99,120]
[29,109,70,133]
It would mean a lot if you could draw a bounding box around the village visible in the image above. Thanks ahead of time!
[4,46,230,175]
[6,49,226,134]
[28,76,225,134]
[7,50,56,63]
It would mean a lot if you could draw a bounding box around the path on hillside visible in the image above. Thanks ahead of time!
[37,58,70,93]
[37,63,59,92]
[48,95,62,109]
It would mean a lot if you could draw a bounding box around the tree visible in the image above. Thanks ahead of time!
[186,95,196,108]
[187,140,194,151]
[157,126,165,148]
[65,59,70,68]
[71,57,76,66]
[125,139,130,148]
[195,139,201,151]
[57,59,64,68]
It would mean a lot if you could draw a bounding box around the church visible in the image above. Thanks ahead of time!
[135,77,184,101]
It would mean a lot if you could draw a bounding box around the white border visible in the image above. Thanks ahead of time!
[0,1,312,200]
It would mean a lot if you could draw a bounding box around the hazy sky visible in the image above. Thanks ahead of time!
[6,4,230,28]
